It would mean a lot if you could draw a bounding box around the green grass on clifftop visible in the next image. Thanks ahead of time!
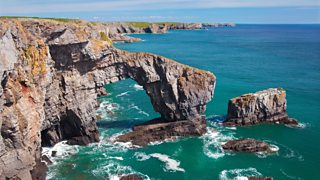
[0,16,81,22]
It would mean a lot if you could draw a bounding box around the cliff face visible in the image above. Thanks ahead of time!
[223,88,298,126]
[0,18,215,179]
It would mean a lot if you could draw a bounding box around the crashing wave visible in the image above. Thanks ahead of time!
[134,152,185,172]
[219,167,262,180]
[133,84,144,91]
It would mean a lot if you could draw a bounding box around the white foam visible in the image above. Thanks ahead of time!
[128,104,150,117]
[201,127,234,159]
[134,152,151,161]
[96,100,120,120]
[219,167,262,180]
[133,84,144,91]
[150,153,185,172]
[269,144,280,152]
[226,127,237,130]
[92,162,150,180]
[116,91,130,97]
[42,141,78,163]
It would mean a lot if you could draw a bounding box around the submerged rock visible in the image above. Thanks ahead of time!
[116,116,207,146]
[120,174,143,180]
[223,88,299,126]
[222,138,273,153]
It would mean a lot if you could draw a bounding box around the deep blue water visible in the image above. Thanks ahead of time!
[47,25,320,180]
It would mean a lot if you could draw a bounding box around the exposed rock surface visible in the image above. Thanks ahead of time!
[120,174,143,180]
[117,116,207,146]
[222,138,273,153]
[0,18,215,179]
[223,88,298,126]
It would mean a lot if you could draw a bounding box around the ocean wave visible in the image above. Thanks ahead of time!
[42,141,78,164]
[285,122,307,129]
[263,140,304,161]
[133,84,144,91]
[96,100,120,120]
[128,104,150,117]
[92,162,150,179]
[219,167,262,180]
[280,169,302,180]
[150,153,185,172]
[116,91,130,97]
[201,126,235,159]
[134,152,184,172]
[134,152,151,161]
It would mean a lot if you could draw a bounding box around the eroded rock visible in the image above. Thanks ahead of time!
[223,88,299,126]
[0,18,215,179]
[222,138,273,153]
[117,116,207,146]
[120,174,143,180]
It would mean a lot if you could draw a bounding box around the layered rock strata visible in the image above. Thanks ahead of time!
[223,88,298,126]
[222,138,273,153]
[0,18,215,179]
[117,116,207,146]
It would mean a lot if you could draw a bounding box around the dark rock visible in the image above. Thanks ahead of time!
[223,88,299,126]
[30,160,48,180]
[248,177,273,180]
[97,87,108,97]
[222,138,273,153]
[120,174,143,180]
[51,151,57,157]
[41,155,52,165]
[117,116,207,146]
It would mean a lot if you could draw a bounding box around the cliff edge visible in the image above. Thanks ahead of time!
[0,18,215,179]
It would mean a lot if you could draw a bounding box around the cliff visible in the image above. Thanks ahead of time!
[223,88,298,126]
[0,18,215,179]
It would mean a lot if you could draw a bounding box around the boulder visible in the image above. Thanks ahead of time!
[120,174,143,180]
[222,138,272,153]
[116,116,207,146]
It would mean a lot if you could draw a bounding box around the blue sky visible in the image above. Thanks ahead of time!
[0,0,319,23]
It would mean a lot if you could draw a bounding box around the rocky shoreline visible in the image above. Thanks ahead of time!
[0,17,299,180]
[0,18,216,179]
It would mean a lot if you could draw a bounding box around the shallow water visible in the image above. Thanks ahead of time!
[47,25,320,179]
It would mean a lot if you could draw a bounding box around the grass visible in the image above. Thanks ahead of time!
[24,40,48,76]
[127,22,151,28]
[99,32,113,45]
[0,16,81,22]
[127,22,181,28]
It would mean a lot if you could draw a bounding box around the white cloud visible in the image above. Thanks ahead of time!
[0,0,319,14]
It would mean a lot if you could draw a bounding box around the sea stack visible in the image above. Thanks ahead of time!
[223,88,299,126]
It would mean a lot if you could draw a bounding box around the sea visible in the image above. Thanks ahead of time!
[44,24,320,180]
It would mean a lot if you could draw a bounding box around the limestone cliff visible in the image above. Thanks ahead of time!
[0,18,215,179]
[223,88,298,126]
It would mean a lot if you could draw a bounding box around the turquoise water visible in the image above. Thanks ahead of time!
[47,25,320,179]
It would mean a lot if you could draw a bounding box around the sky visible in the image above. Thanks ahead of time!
[0,0,319,24]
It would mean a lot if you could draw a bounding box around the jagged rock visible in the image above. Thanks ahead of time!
[222,138,273,153]
[223,88,299,126]
[117,116,207,146]
[0,18,215,179]
[120,174,143,180]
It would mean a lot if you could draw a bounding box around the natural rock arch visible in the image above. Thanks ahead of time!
[0,20,216,179]
[42,36,215,146]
